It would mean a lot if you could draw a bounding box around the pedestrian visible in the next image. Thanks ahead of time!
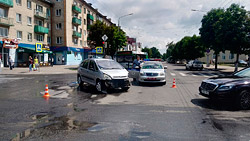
[29,56,33,72]
[34,56,39,71]
[8,56,13,70]
[133,56,141,70]
[51,56,54,67]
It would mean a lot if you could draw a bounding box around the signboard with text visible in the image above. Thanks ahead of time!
[36,43,43,52]
[2,38,19,49]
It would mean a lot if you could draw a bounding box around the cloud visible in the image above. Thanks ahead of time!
[86,0,250,54]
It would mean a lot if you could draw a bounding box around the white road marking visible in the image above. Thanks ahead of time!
[192,74,197,77]
[198,73,210,77]
[170,72,176,76]
[179,73,187,76]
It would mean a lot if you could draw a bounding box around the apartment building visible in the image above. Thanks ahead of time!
[50,0,114,65]
[0,0,53,67]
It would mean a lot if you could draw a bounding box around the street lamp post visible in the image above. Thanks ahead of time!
[117,13,133,52]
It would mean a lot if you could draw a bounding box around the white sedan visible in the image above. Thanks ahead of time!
[138,61,167,85]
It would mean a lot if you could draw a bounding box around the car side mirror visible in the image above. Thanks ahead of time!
[164,66,168,69]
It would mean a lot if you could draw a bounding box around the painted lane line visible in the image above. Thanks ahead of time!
[198,73,210,77]
[179,73,187,76]
[170,73,176,76]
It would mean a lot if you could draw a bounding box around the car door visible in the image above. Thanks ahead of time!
[87,60,99,85]
[80,60,90,83]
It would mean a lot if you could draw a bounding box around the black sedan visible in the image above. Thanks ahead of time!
[199,67,250,110]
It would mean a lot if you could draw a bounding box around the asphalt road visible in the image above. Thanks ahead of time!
[1,63,250,141]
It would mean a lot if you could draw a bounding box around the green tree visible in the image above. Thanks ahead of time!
[223,4,250,71]
[88,21,127,57]
[151,47,162,58]
[200,8,226,70]
[166,42,176,58]
[142,47,152,58]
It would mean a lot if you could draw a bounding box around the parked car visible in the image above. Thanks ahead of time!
[77,58,130,92]
[239,60,247,66]
[199,67,250,110]
[138,61,167,85]
[186,60,203,70]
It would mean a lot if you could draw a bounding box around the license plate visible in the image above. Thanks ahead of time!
[201,90,209,95]
[147,78,156,80]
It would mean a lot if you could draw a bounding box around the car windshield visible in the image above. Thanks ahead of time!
[142,63,163,69]
[96,60,124,70]
[234,68,250,77]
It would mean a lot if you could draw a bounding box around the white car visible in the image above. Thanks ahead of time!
[138,61,167,85]
[186,60,203,70]
[77,58,130,92]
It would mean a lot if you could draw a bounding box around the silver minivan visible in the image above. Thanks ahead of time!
[77,58,130,92]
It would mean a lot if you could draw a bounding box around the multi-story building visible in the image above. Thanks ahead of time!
[0,0,53,67]
[50,0,114,65]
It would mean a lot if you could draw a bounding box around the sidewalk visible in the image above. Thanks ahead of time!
[0,65,78,75]
[204,64,244,73]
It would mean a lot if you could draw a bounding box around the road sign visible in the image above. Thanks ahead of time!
[96,47,103,54]
[102,34,108,41]
[36,43,43,52]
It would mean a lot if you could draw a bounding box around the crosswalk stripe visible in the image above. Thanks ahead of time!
[170,73,176,76]
[198,73,210,77]
[179,73,187,76]
[192,74,197,77]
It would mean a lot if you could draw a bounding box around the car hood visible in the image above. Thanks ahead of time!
[141,69,165,73]
[203,75,248,85]
[101,69,129,78]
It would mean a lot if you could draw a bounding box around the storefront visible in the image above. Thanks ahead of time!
[16,43,52,67]
[0,39,19,67]
[51,47,87,65]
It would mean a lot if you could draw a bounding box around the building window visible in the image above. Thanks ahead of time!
[16,13,22,23]
[56,0,62,2]
[56,37,62,44]
[46,8,50,17]
[0,8,7,18]
[73,1,77,5]
[73,38,78,45]
[36,19,43,26]
[229,53,234,60]
[56,9,61,16]
[84,8,86,14]
[73,26,77,31]
[84,30,86,36]
[47,36,51,44]
[84,19,86,25]
[17,31,22,39]
[80,40,82,46]
[36,34,44,42]
[47,23,50,30]
[84,41,87,46]
[27,33,32,41]
[16,0,21,5]
[36,5,43,12]
[27,0,31,9]
[0,27,8,37]
[27,17,32,25]
[87,10,90,14]
[56,23,62,29]
[221,53,226,60]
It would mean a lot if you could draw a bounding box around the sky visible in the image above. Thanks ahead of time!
[86,0,250,54]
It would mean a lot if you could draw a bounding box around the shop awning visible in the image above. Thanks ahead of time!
[17,43,52,54]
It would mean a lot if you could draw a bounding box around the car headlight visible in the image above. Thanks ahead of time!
[160,72,165,76]
[140,72,145,76]
[218,84,234,91]
[104,74,112,80]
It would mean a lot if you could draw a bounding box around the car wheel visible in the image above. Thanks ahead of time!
[77,75,83,87]
[162,82,166,85]
[237,90,250,110]
[186,66,188,70]
[96,80,102,92]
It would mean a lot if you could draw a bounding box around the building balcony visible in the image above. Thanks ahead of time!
[0,17,14,26]
[72,5,81,13]
[34,25,49,34]
[72,17,81,25]
[0,0,13,7]
[73,31,81,38]
[34,9,48,19]
[87,14,94,21]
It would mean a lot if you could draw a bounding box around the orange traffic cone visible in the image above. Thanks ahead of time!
[43,84,50,97]
[172,78,177,88]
